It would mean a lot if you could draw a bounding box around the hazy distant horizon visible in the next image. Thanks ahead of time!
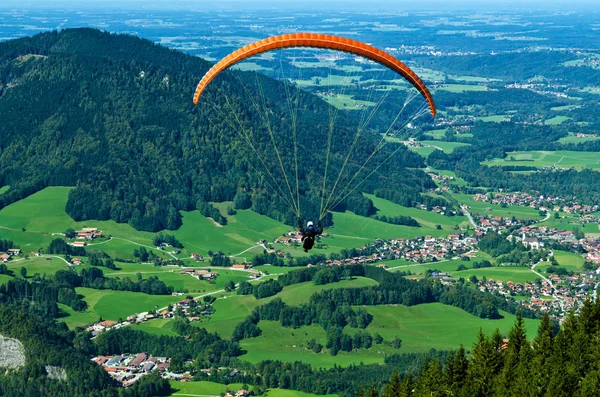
[1,0,599,12]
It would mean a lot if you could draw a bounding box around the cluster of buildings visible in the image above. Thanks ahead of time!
[473,192,599,215]
[76,228,103,239]
[180,268,218,281]
[391,234,476,262]
[92,353,170,387]
[478,271,599,320]
[0,248,21,263]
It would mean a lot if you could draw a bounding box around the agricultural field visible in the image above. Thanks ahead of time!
[476,115,511,122]
[409,140,470,157]
[557,133,600,144]
[450,266,540,284]
[482,150,600,171]
[537,250,585,274]
[433,84,488,93]
[424,129,446,139]
[544,116,571,125]
[450,192,545,220]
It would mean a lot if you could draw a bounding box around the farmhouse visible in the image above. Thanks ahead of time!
[232,263,250,270]
[76,228,103,239]
[72,258,82,265]
[7,248,21,255]
[0,253,10,262]
[72,241,86,247]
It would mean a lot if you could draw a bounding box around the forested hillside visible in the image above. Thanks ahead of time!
[0,28,436,232]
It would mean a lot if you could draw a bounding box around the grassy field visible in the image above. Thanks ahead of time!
[451,267,540,284]
[0,187,293,262]
[483,150,600,171]
[539,216,599,236]
[320,93,376,110]
[407,140,470,157]
[130,318,176,336]
[194,277,377,339]
[433,84,488,93]
[277,277,378,306]
[544,116,571,125]
[365,194,467,230]
[356,304,541,353]
[171,209,289,258]
[0,274,13,284]
[450,193,545,220]
[169,381,334,397]
[60,287,181,328]
[240,303,541,368]
[0,186,9,195]
[539,250,585,273]
[558,135,600,144]
[476,115,510,122]
[7,257,69,277]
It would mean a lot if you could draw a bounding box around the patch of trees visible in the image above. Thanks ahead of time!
[46,238,86,257]
[371,214,420,227]
[0,263,14,276]
[478,232,522,257]
[208,252,232,267]
[88,251,116,269]
[196,201,227,226]
[351,304,600,397]
[95,322,243,368]
[253,279,283,299]
[236,279,282,299]
[152,233,183,248]
[0,272,87,317]
[0,238,16,252]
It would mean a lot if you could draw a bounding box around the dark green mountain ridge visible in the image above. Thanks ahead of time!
[0,28,439,231]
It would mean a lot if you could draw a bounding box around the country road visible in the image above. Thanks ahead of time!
[460,205,477,228]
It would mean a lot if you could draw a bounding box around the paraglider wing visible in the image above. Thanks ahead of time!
[193,33,436,117]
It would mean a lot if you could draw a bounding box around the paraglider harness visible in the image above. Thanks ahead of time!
[298,219,323,253]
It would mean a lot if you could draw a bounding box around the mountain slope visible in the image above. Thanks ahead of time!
[0,28,434,232]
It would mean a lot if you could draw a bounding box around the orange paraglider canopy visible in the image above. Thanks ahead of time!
[193,32,436,117]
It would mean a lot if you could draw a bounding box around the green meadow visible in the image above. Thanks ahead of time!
[169,380,334,397]
[365,193,467,230]
[451,267,540,284]
[355,304,540,353]
[320,93,376,109]
[450,193,545,220]
[558,134,600,144]
[408,140,470,157]
[433,84,488,93]
[240,303,540,368]
[60,287,181,328]
[7,256,69,277]
[544,116,571,125]
[194,277,377,339]
[483,150,600,171]
[0,186,9,195]
[476,115,511,122]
